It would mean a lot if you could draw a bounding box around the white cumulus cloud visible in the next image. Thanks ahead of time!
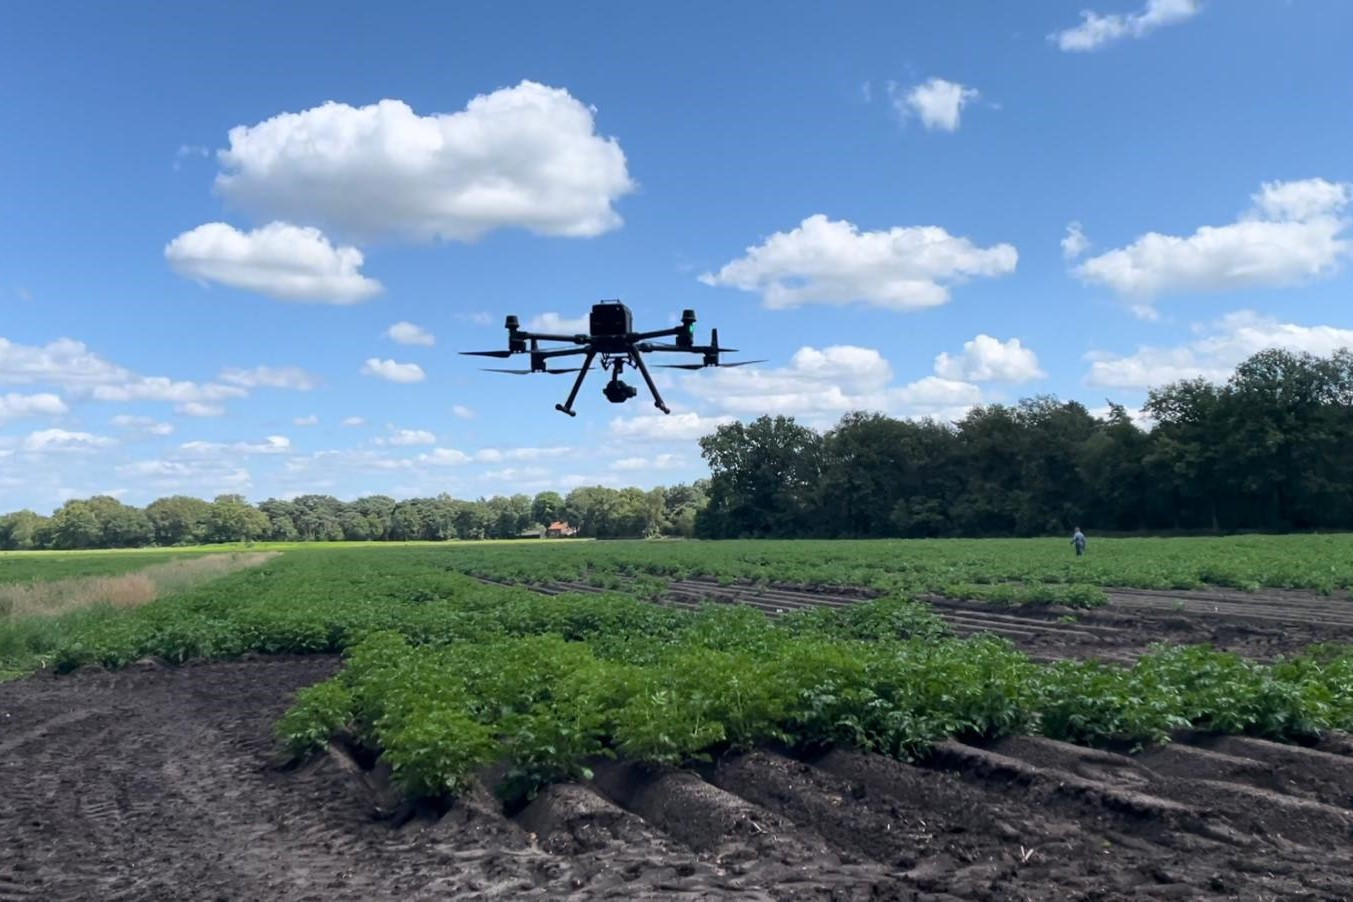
[294,414,319,426]
[682,344,982,424]
[341,416,366,427]
[0,337,245,410]
[1085,310,1353,389]
[934,335,1045,382]
[360,358,426,383]
[213,81,635,242]
[219,364,319,390]
[699,214,1017,311]
[378,427,437,446]
[1062,221,1091,260]
[387,321,435,346]
[0,392,67,423]
[1072,178,1352,307]
[527,312,590,333]
[177,402,226,417]
[419,448,473,466]
[472,446,572,462]
[611,453,683,472]
[22,429,115,453]
[890,77,980,132]
[179,435,291,456]
[165,221,382,304]
[111,414,174,436]
[116,459,252,493]
[451,404,475,419]
[1050,0,1201,52]
[609,411,736,442]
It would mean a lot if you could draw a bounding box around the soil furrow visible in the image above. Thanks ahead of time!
[9,651,1353,897]
[588,759,914,899]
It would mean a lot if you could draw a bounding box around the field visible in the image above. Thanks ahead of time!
[0,548,218,584]
[4,537,1353,899]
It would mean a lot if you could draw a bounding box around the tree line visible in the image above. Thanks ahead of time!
[0,484,710,550]
[3,347,1348,550]
[695,348,1353,538]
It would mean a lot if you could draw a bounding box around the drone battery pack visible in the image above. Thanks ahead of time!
[589,302,632,337]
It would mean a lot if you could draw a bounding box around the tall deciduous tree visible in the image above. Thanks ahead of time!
[697,415,823,538]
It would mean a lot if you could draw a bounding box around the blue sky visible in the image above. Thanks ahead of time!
[2,0,1351,514]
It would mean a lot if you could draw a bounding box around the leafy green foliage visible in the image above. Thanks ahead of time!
[288,616,1353,806]
[277,680,354,756]
[10,541,1353,814]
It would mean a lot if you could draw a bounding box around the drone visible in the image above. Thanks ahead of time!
[460,300,764,416]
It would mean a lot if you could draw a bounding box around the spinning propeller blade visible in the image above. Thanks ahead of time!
[482,367,582,375]
[654,359,767,370]
[460,350,515,358]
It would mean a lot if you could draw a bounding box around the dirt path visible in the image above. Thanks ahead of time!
[7,658,1353,898]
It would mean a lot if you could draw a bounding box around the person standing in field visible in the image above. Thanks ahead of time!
[1071,527,1087,556]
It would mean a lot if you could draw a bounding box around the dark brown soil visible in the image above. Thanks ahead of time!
[8,577,1353,900]
[6,655,1353,899]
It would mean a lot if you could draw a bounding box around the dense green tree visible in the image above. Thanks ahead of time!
[205,494,269,543]
[145,495,212,545]
[662,482,708,537]
[86,496,154,548]
[0,510,48,550]
[532,491,564,526]
[350,495,396,540]
[257,499,300,541]
[1077,403,1152,531]
[697,415,823,538]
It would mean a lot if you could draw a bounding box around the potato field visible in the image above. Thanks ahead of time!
[4,537,1353,899]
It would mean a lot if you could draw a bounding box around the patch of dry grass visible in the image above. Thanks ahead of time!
[0,552,279,620]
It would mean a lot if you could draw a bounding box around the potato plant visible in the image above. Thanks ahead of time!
[281,617,1353,806]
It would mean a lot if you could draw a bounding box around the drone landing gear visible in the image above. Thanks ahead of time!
[552,352,671,416]
[629,351,671,414]
[555,349,597,417]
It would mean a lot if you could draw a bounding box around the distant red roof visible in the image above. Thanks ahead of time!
[548,521,574,531]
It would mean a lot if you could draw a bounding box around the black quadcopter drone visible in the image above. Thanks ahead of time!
[460,300,763,416]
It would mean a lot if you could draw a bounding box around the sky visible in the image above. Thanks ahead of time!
[2,0,1352,514]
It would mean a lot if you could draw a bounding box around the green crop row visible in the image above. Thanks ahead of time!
[279,609,1353,806]
[934,582,1109,607]
[8,542,1353,818]
[448,535,1353,599]
[1,547,952,677]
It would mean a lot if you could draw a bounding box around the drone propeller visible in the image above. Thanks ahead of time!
[655,359,767,370]
[482,367,583,375]
[641,342,740,354]
[460,350,516,358]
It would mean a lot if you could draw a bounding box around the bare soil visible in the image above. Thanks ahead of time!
[6,656,1353,899]
[6,580,1353,900]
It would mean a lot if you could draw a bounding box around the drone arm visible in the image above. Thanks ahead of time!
[629,350,671,415]
[555,349,597,417]
[535,346,590,361]
[517,331,589,344]
[632,325,684,341]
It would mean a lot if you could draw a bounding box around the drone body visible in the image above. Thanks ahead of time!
[461,300,763,416]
